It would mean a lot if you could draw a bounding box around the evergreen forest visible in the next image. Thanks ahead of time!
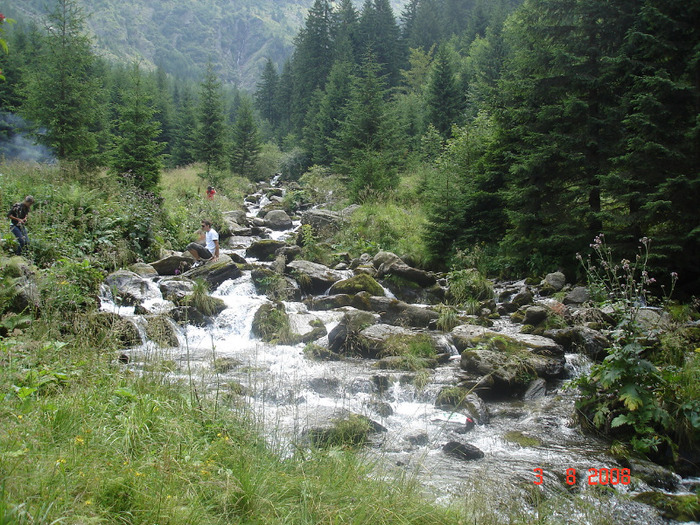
[2,0,698,294]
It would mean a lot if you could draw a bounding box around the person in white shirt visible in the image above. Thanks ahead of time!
[186,219,220,268]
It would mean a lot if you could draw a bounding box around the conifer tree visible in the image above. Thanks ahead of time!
[357,0,403,86]
[110,65,164,192]
[195,61,227,179]
[254,58,280,128]
[21,0,104,166]
[171,86,198,167]
[230,97,261,180]
[426,45,463,138]
[331,52,401,199]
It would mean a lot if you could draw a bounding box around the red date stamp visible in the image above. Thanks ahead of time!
[534,467,631,485]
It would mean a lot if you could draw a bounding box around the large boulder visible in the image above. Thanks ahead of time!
[246,239,288,261]
[328,274,385,296]
[128,262,158,277]
[183,255,242,290]
[150,252,194,276]
[302,408,387,447]
[365,295,439,328]
[145,315,179,347]
[286,260,345,295]
[158,277,195,302]
[104,270,161,306]
[264,209,293,231]
[545,326,610,360]
[563,286,590,305]
[300,209,344,239]
[328,310,380,354]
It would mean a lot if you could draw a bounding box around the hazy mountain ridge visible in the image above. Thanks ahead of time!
[7,0,408,89]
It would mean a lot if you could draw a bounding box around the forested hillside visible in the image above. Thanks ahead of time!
[1,0,699,294]
[3,0,408,88]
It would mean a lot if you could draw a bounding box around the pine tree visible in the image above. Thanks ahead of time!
[495,0,629,274]
[195,61,227,178]
[356,0,403,87]
[230,97,261,180]
[110,64,164,192]
[426,45,463,138]
[21,0,104,165]
[290,0,333,135]
[171,85,198,167]
[331,52,401,199]
[254,58,279,128]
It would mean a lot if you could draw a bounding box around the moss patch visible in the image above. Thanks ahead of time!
[503,431,542,448]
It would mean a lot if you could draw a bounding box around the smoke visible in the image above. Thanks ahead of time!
[0,111,56,164]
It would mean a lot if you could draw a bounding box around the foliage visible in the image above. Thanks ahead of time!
[230,97,262,180]
[110,64,165,192]
[19,0,105,166]
[573,236,698,458]
[39,258,103,315]
[445,268,494,305]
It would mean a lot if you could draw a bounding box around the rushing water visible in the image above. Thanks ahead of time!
[103,189,697,525]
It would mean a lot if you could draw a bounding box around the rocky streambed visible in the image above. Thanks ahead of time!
[98,181,699,524]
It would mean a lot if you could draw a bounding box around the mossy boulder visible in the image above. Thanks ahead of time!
[632,492,699,522]
[87,311,142,349]
[251,301,293,344]
[145,315,179,348]
[246,240,288,261]
[328,274,384,296]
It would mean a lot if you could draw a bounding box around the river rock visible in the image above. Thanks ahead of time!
[563,286,590,305]
[104,270,161,306]
[329,274,384,296]
[302,408,387,447]
[540,271,567,295]
[246,239,288,261]
[87,311,142,348]
[442,441,484,460]
[356,323,420,359]
[365,296,439,328]
[300,209,344,239]
[328,310,380,354]
[545,326,610,360]
[286,260,345,295]
[145,315,179,347]
[170,305,208,327]
[523,378,548,400]
[150,252,194,275]
[264,209,293,230]
[376,258,437,288]
[523,305,548,326]
[129,262,158,277]
[184,255,242,290]
[159,278,195,301]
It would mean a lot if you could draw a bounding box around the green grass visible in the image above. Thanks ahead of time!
[0,327,466,524]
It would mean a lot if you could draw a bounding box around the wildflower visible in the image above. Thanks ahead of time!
[74,436,85,445]
[85,500,92,506]
[671,272,678,280]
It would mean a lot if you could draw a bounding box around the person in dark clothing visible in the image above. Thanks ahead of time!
[7,195,34,255]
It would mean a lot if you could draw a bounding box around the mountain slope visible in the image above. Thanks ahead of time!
[7,0,408,90]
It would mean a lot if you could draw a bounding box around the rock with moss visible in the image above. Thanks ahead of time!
[145,315,179,347]
[544,326,610,360]
[366,296,439,328]
[129,262,158,277]
[303,409,387,448]
[251,301,293,343]
[150,251,194,275]
[503,431,542,448]
[286,260,345,295]
[251,267,301,301]
[329,274,385,296]
[246,239,288,261]
[87,311,142,349]
[184,255,242,290]
[632,492,699,522]
[327,310,379,354]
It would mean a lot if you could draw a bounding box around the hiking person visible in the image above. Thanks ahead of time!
[186,219,219,268]
[7,195,34,255]
[206,186,216,200]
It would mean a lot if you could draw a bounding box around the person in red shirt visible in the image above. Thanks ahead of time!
[206,186,216,200]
